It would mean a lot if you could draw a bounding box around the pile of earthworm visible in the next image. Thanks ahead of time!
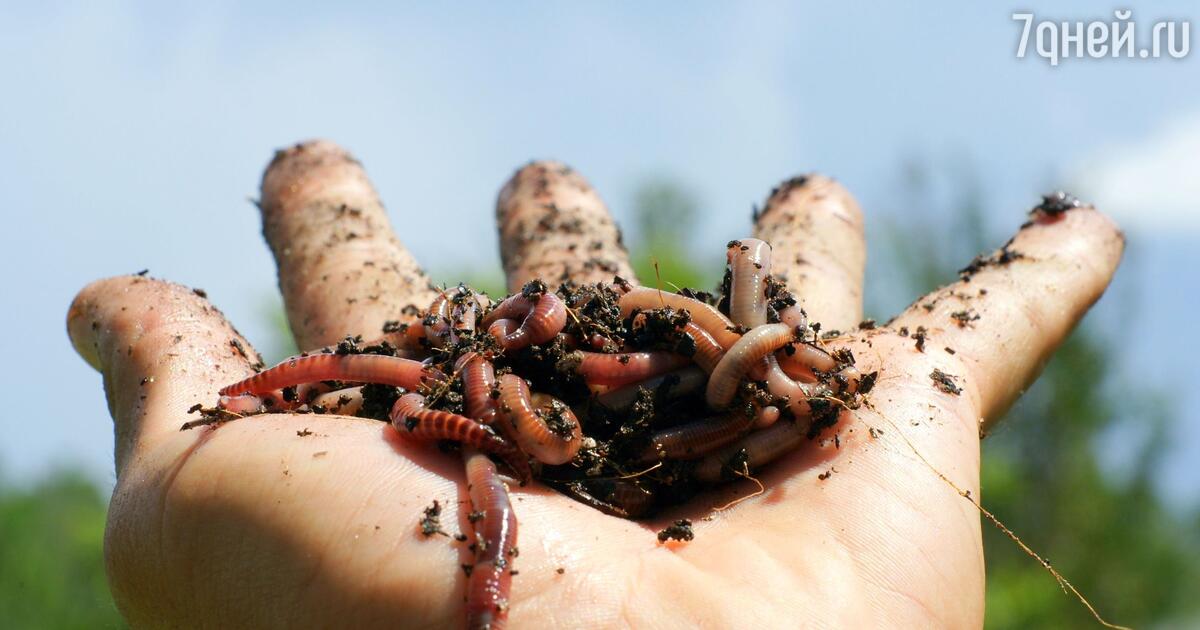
[201,237,871,629]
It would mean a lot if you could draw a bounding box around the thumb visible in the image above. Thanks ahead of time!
[67,275,259,471]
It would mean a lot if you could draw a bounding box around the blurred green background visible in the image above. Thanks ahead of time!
[6,171,1199,629]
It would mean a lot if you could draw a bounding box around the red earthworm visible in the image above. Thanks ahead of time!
[458,353,498,425]
[618,287,741,349]
[219,354,444,396]
[706,323,796,408]
[484,292,567,351]
[681,321,725,373]
[496,374,582,465]
[463,448,518,630]
[424,291,452,348]
[692,418,809,483]
[391,393,531,483]
[569,350,691,389]
[639,412,755,462]
[727,238,772,328]
[594,366,706,411]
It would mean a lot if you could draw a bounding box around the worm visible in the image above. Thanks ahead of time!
[777,303,808,331]
[569,350,691,389]
[763,356,824,422]
[391,393,531,483]
[618,287,741,349]
[424,291,452,348]
[219,353,443,397]
[308,386,365,415]
[458,353,498,425]
[484,292,567,351]
[681,321,725,373]
[639,412,755,462]
[594,366,706,411]
[706,323,796,408]
[727,238,772,328]
[463,448,519,630]
[496,375,583,465]
[692,419,809,483]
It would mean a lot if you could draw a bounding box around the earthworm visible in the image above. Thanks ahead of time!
[458,353,498,425]
[618,287,741,349]
[484,292,567,351]
[763,356,824,422]
[219,354,443,397]
[775,342,837,381]
[754,405,781,429]
[217,393,269,414]
[424,291,452,348]
[463,448,518,630]
[308,386,364,415]
[692,418,809,483]
[639,412,755,462]
[594,366,706,411]
[496,375,582,465]
[727,238,772,328]
[681,321,725,373]
[391,393,531,482]
[706,323,796,408]
[777,303,808,331]
[569,350,691,389]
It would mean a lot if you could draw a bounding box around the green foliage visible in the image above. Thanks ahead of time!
[0,470,124,629]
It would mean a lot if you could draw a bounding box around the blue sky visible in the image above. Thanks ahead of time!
[2,2,1197,504]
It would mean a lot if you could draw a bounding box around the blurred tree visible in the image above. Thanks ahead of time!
[0,470,124,628]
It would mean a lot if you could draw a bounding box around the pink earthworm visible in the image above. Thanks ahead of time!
[777,303,808,331]
[570,350,691,389]
[727,238,772,329]
[618,287,741,349]
[308,386,365,415]
[754,405,781,429]
[217,393,271,414]
[706,323,797,408]
[484,292,567,351]
[639,412,756,462]
[391,393,531,483]
[496,375,582,465]
[763,356,825,422]
[692,418,810,483]
[462,448,519,630]
[594,366,706,411]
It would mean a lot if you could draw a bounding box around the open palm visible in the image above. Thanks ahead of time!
[68,141,1123,628]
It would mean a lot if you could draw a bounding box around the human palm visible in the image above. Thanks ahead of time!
[68,141,1123,628]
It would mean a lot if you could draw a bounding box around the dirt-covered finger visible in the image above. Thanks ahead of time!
[496,161,636,292]
[260,140,438,350]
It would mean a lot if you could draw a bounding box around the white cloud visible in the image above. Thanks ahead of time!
[1072,111,1200,232]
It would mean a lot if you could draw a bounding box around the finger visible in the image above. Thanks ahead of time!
[66,276,258,470]
[496,161,637,292]
[889,204,1124,426]
[260,140,438,350]
[753,175,866,332]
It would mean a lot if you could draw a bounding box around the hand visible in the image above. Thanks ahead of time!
[68,141,1123,627]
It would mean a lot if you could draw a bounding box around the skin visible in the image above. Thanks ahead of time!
[67,140,1123,628]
